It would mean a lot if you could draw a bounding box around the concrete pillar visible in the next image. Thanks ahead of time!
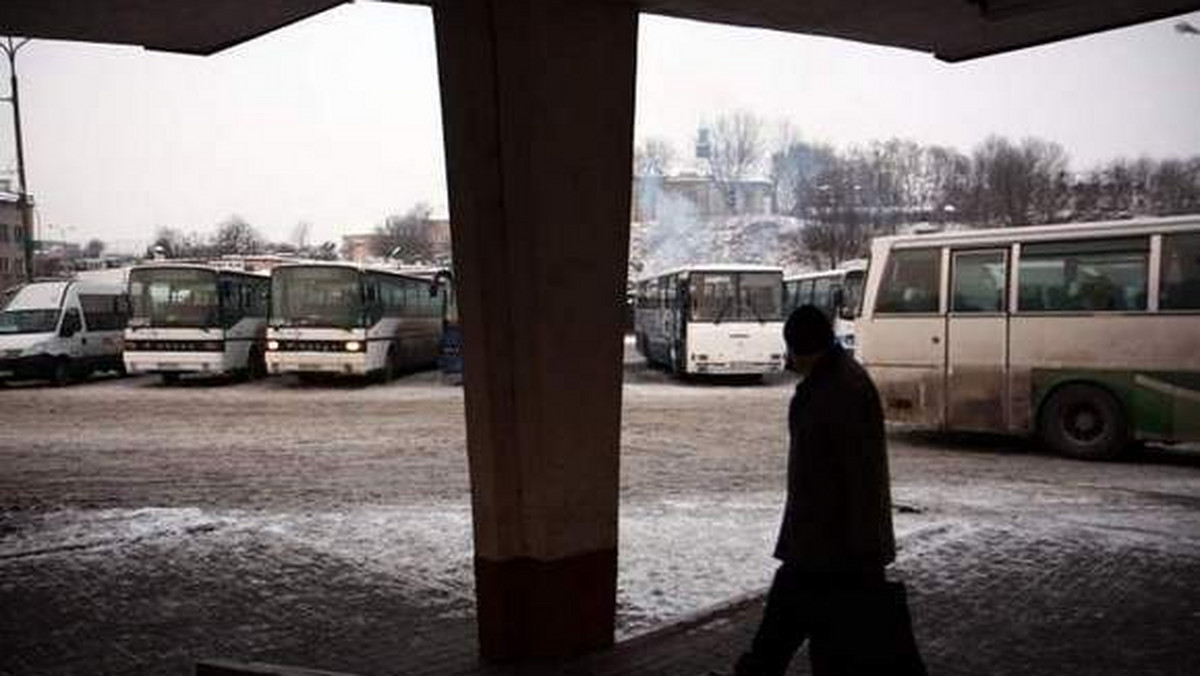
[432,0,637,663]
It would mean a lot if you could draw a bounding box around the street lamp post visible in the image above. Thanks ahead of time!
[2,36,34,282]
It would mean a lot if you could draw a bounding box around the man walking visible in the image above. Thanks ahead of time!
[731,305,923,676]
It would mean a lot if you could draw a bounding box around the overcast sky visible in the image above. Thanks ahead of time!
[1,3,1198,252]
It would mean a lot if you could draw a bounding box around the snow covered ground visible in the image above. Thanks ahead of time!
[2,370,1199,675]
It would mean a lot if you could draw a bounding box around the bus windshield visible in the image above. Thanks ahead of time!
[271,267,362,328]
[691,272,783,322]
[0,309,60,334]
[128,268,220,328]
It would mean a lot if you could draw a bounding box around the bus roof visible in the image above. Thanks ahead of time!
[637,263,783,282]
[131,263,269,279]
[879,214,1200,251]
[270,261,435,283]
[784,259,867,282]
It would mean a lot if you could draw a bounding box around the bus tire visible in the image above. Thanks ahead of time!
[50,358,72,387]
[1038,384,1129,461]
[383,346,399,382]
[161,373,180,385]
[248,345,267,380]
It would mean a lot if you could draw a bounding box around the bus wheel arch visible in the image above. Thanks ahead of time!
[1037,381,1130,460]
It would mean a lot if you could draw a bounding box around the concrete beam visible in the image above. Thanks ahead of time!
[433,0,637,662]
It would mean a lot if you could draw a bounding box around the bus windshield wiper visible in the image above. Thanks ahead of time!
[749,301,766,324]
[713,297,732,324]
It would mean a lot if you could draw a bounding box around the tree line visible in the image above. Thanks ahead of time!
[636,112,1200,268]
[145,205,443,264]
[148,215,337,261]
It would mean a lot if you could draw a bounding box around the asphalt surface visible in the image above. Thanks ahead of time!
[2,362,1199,675]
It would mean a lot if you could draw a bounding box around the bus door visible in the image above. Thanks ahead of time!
[673,275,688,370]
[867,248,946,427]
[946,249,1010,432]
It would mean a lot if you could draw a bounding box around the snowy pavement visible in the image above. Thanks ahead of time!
[2,370,1200,675]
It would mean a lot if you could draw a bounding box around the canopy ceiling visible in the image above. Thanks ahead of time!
[2,0,1199,60]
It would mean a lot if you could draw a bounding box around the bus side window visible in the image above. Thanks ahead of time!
[799,280,815,306]
[1019,238,1148,313]
[813,277,834,317]
[1161,233,1200,310]
[875,249,941,314]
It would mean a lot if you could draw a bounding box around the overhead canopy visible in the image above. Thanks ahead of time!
[1,0,1199,60]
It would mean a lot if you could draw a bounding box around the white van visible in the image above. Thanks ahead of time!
[0,278,129,385]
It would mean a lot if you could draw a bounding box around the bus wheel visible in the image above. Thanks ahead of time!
[161,373,180,385]
[50,359,72,387]
[1038,384,1128,460]
[248,346,267,380]
[383,347,399,382]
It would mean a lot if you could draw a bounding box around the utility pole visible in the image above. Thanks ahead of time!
[2,36,34,281]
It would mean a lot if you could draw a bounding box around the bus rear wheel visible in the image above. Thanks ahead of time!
[1038,384,1129,461]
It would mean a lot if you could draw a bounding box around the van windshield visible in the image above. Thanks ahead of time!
[0,309,60,335]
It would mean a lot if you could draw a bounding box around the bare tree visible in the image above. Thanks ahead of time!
[795,218,871,270]
[634,137,677,177]
[374,203,435,262]
[704,111,765,214]
[771,140,837,217]
[83,238,105,258]
[291,220,312,250]
[213,215,264,256]
[970,136,1069,226]
[148,227,186,258]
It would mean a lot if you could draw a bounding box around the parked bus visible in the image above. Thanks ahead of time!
[266,263,446,380]
[0,277,128,385]
[857,215,1200,459]
[784,259,867,356]
[634,264,786,376]
[124,264,270,383]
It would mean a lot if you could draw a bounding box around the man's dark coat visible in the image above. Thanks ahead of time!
[774,344,896,570]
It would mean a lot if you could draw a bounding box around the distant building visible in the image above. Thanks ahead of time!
[0,192,29,290]
[341,233,378,262]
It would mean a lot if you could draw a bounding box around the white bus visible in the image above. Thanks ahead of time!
[124,264,270,383]
[634,264,786,376]
[857,215,1200,459]
[784,259,867,356]
[266,263,446,381]
[0,278,128,385]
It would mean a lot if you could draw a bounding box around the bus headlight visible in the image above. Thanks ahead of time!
[267,340,279,351]
[345,341,362,352]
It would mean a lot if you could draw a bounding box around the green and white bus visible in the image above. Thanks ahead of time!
[857,215,1200,459]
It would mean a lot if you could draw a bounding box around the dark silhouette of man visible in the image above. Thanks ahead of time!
[730,305,922,676]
